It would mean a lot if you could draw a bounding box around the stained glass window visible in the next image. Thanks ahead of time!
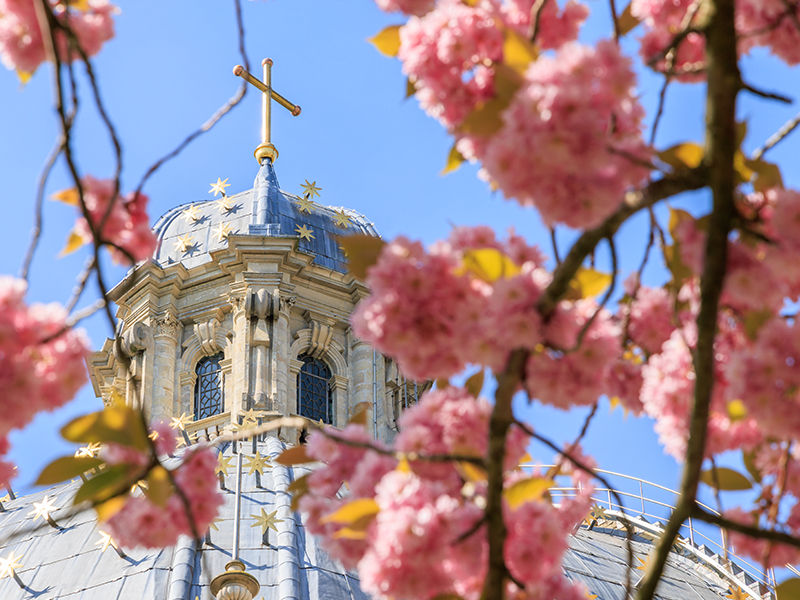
[195,353,224,420]
[297,355,332,424]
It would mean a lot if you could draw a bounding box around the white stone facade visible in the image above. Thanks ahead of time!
[87,235,405,443]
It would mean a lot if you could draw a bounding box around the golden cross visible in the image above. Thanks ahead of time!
[233,59,301,163]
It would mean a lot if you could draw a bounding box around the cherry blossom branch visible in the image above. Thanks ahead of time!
[740,82,792,103]
[20,137,62,281]
[536,167,708,318]
[549,227,561,266]
[64,256,96,313]
[528,0,550,43]
[752,110,800,159]
[483,348,528,600]
[134,0,250,198]
[692,505,800,550]
[608,0,621,42]
[650,77,671,145]
[634,0,740,596]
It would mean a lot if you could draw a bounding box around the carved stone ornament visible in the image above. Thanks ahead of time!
[307,320,333,359]
[117,322,153,358]
[245,288,275,321]
[194,318,221,356]
[155,311,180,338]
[228,292,246,314]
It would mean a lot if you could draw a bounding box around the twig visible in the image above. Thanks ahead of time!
[752,110,800,160]
[692,505,800,550]
[608,0,621,42]
[650,77,671,145]
[64,256,95,313]
[20,138,62,281]
[550,227,561,266]
[528,0,550,43]
[741,82,793,104]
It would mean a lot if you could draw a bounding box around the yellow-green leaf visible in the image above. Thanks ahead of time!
[61,406,149,453]
[333,527,367,540]
[456,461,487,482]
[95,496,127,522]
[36,455,102,486]
[16,68,33,84]
[320,498,380,525]
[51,187,80,206]
[73,464,133,505]
[503,27,538,74]
[743,308,772,340]
[435,378,450,390]
[726,399,747,423]
[337,234,387,280]
[288,473,311,511]
[397,457,412,473]
[457,248,521,283]
[699,467,752,491]
[406,77,416,99]
[573,267,612,299]
[744,158,784,193]
[441,144,465,176]
[776,578,800,600]
[459,64,521,138]
[735,120,748,149]
[368,25,402,57]
[658,142,704,170]
[742,450,762,484]
[59,230,87,257]
[275,445,315,466]
[504,477,554,510]
[734,151,754,185]
[617,2,641,36]
[349,401,372,425]
[143,465,173,509]
[465,369,484,398]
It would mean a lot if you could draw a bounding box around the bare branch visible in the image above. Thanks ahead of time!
[692,505,800,550]
[650,77,671,145]
[741,82,793,104]
[752,110,800,160]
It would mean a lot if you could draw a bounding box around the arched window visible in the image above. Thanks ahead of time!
[297,355,332,424]
[195,353,224,420]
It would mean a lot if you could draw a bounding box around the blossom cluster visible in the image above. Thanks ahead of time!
[0,0,116,76]
[104,423,223,548]
[68,175,157,264]
[298,386,594,600]
[0,276,89,485]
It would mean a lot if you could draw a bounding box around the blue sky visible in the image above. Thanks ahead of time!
[1,0,800,514]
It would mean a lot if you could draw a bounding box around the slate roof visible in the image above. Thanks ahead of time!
[0,437,769,600]
[151,159,379,273]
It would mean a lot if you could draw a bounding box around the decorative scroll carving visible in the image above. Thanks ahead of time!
[194,318,221,356]
[228,292,246,315]
[307,321,333,359]
[117,322,153,358]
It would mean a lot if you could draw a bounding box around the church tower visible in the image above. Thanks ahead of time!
[86,59,420,444]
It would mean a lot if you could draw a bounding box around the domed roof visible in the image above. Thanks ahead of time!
[152,160,379,274]
[0,438,771,600]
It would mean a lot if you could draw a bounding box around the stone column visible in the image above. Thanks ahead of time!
[152,311,180,422]
[272,293,294,416]
[229,291,249,424]
[350,338,375,437]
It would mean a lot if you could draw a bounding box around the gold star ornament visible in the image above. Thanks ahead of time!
[301,179,321,198]
[218,196,234,213]
[75,442,101,458]
[0,551,23,580]
[171,412,192,431]
[96,531,117,553]
[244,451,271,476]
[295,224,315,241]
[251,508,283,534]
[216,454,235,476]
[294,196,315,214]
[182,205,201,223]
[333,209,351,229]
[209,177,231,197]
[174,234,195,253]
[29,495,57,522]
[214,223,233,242]
[726,587,749,600]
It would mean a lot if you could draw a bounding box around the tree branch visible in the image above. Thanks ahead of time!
[634,0,740,596]
[692,505,800,550]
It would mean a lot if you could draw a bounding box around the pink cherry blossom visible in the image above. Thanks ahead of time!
[374,0,435,16]
[480,41,651,229]
[503,0,589,50]
[0,0,116,75]
[71,175,157,264]
[624,284,674,354]
[106,444,222,548]
[0,437,13,486]
[0,276,89,439]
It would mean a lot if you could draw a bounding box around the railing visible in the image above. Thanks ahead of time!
[530,466,776,599]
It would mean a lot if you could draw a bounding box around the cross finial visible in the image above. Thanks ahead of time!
[233,59,301,163]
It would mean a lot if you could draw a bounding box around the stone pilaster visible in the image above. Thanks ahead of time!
[229,291,249,423]
[350,338,375,436]
[152,311,180,422]
[272,293,294,416]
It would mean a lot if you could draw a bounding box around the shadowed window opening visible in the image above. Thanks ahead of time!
[297,355,332,424]
[195,353,224,420]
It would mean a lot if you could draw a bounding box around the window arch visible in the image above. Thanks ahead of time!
[297,355,332,424]
[194,353,224,420]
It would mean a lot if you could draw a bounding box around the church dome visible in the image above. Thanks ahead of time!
[152,160,379,274]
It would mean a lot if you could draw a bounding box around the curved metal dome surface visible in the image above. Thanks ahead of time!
[0,440,772,600]
[152,160,379,274]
